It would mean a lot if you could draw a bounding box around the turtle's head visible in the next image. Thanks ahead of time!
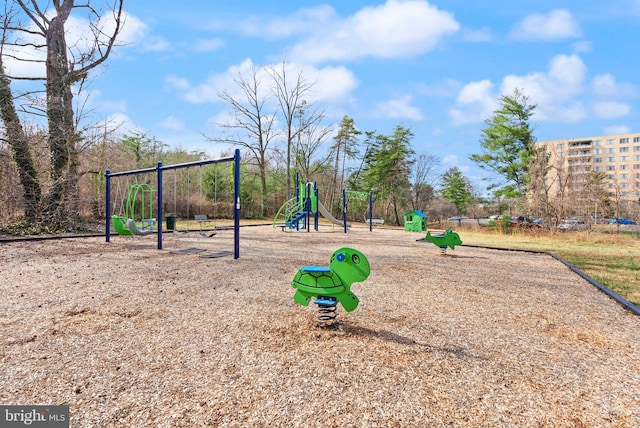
[329,247,370,285]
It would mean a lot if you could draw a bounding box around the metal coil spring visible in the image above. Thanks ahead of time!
[315,297,338,327]
[440,246,448,256]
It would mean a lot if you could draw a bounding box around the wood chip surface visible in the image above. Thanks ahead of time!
[1,226,639,427]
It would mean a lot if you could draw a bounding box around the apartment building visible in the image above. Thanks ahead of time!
[538,133,640,205]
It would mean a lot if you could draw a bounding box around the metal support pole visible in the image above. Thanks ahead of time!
[105,170,111,242]
[343,189,347,234]
[157,162,163,250]
[314,185,319,231]
[306,182,311,232]
[369,191,373,232]
[233,149,241,259]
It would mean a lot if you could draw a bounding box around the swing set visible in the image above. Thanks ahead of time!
[104,149,241,257]
[111,183,157,236]
[168,164,217,237]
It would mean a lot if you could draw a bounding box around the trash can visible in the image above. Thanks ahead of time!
[165,214,176,231]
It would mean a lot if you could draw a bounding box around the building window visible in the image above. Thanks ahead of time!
[620,174,629,179]
[557,143,565,149]
[606,148,616,153]
[607,157,616,162]
[620,156,629,162]
[620,164,628,170]
[594,166,602,171]
[620,138,629,144]
[634,146,640,151]
[633,137,640,143]
[593,140,602,146]
[620,146,630,152]
[607,174,616,180]
[606,139,615,145]
[594,149,602,154]
[594,157,602,162]
[606,165,616,171]
[634,164,640,170]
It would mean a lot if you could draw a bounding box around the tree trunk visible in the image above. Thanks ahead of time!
[0,60,42,221]
[43,2,79,227]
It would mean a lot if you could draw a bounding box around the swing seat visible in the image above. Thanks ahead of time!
[365,218,385,226]
[194,214,211,228]
[127,219,154,236]
[364,215,384,226]
[112,215,133,236]
[194,214,215,237]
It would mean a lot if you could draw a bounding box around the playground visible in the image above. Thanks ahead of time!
[1,225,639,427]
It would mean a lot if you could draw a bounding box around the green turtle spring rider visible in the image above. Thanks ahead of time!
[422,229,462,255]
[291,247,370,327]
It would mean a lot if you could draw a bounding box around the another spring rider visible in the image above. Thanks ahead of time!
[423,229,462,255]
[291,247,370,327]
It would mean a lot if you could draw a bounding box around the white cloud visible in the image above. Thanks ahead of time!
[239,5,337,39]
[141,36,171,52]
[591,102,630,119]
[571,40,592,53]
[603,125,631,135]
[83,89,128,114]
[308,65,360,103]
[113,13,148,47]
[373,95,424,121]
[288,0,460,63]
[159,116,186,131]
[501,54,588,121]
[591,74,637,98]
[463,27,493,43]
[116,13,170,52]
[165,76,191,91]
[167,59,359,108]
[449,52,638,127]
[4,9,150,78]
[442,154,458,165]
[105,113,140,133]
[167,59,259,104]
[450,54,599,125]
[449,80,498,125]
[417,79,461,97]
[510,9,582,41]
[191,38,225,52]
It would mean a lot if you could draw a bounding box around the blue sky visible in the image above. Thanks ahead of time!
[10,1,640,192]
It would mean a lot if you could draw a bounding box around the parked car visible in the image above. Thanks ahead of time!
[558,219,589,231]
[609,218,637,225]
[447,216,467,221]
[510,215,542,228]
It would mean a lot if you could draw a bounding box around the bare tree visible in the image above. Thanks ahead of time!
[210,63,279,217]
[527,142,592,230]
[0,0,124,227]
[328,116,361,210]
[292,103,332,182]
[410,153,440,210]
[267,61,317,200]
[0,3,41,221]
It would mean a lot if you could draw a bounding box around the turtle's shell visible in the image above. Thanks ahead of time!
[292,266,344,294]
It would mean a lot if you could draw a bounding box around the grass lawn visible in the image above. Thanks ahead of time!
[456,226,640,307]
